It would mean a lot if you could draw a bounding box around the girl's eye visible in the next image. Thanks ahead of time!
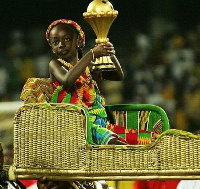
[52,40,59,46]
[64,38,71,42]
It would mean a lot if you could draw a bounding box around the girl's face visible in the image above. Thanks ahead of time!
[49,24,78,62]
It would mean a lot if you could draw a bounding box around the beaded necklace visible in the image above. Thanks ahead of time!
[57,58,73,69]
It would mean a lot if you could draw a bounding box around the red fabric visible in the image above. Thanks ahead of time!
[70,90,79,104]
[133,180,180,189]
[83,88,93,107]
[108,124,154,145]
[19,180,37,187]
[52,73,95,107]
[126,132,138,145]
[113,125,126,133]
[58,88,67,103]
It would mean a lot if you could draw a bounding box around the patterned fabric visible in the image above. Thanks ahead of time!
[107,109,163,145]
[139,110,150,131]
[107,124,154,145]
[20,77,159,145]
[51,68,119,145]
[46,19,85,48]
[51,68,97,108]
[20,78,53,103]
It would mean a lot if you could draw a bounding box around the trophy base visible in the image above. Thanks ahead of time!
[91,56,116,71]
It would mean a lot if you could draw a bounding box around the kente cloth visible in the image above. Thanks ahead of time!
[20,76,158,145]
[20,78,53,103]
[107,109,162,145]
[107,124,155,145]
[51,71,120,145]
[50,69,159,145]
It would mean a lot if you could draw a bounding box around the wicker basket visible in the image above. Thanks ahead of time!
[8,103,200,181]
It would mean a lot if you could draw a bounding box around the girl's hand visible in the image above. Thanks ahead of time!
[92,42,115,59]
[37,177,59,189]
[37,177,72,189]
[108,138,127,145]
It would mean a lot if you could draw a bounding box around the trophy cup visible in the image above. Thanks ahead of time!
[83,0,118,71]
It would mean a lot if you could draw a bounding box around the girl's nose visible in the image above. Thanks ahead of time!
[59,40,65,47]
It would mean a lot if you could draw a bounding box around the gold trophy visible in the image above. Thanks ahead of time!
[83,0,118,71]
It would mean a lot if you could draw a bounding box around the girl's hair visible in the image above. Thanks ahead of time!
[77,48,83,59]
[46,19,86,50]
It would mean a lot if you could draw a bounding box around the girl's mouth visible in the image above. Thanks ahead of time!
[59,50,68,55]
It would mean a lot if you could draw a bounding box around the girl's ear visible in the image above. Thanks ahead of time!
[77,39,82,49]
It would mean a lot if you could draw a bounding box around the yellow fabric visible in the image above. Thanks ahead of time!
[107,181,135,189]
[107,181,116,188]
[118,181,135,189]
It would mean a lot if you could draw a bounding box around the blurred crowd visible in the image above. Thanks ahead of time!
[0,26,52,101]
[121,20,200,133]
[1,19,200,132]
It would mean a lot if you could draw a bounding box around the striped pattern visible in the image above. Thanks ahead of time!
[138,110,150,131]
[20,78,53,103]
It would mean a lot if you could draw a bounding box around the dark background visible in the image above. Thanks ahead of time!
[1,0,200,43]
[1,0,200,28]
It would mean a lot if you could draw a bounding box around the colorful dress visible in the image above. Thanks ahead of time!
[20,60,157,145]
[50,65,120,145]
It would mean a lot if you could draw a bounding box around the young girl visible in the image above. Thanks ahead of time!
[38,18,161,189]
[46,19,126,146]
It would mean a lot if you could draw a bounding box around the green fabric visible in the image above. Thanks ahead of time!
[51,85,63,103]
[148,111,161,131]
[63,91,72,103]
[127,111,139,130]
[105,104,170,135]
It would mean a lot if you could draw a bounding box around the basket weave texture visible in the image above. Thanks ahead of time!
[11,103,200,180]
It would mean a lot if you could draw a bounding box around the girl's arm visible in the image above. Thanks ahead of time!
[49,49,94,86]
[49,43,110,86]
